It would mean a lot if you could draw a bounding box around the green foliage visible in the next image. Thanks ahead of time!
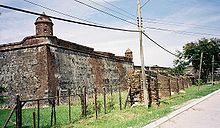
[0,86,6,92]
[175,38,220,81]
[86,99,103,116]
[167,50,189,76]
[96,100,102,113]
[0,86,7,104]
[107,98,115,113]
[86,102,95,116]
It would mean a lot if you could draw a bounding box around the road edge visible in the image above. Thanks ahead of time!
[143,87,220,128]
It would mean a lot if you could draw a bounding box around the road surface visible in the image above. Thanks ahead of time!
[157,89,220,128]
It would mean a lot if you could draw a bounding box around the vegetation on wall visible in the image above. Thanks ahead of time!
[0,86,7,104]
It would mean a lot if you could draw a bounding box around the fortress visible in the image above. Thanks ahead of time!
[0,14,134,107]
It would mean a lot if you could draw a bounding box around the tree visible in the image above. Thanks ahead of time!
[167,50,188,76]
[177,38,220,82]
[171,50,188,76]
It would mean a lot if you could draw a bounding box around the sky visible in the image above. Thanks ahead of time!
[1,0,220,67]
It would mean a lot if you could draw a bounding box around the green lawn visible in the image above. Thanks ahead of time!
[1,83,220,128]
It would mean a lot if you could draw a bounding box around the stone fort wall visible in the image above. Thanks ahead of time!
[50,44,133,96]
[0,44,49,107]
[0,36,133,108]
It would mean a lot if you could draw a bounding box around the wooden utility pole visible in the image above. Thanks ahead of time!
[212,55,214,85]
[137,0,148,105]
[198,52,203,90]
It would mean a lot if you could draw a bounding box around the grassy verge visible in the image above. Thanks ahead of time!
[0,89,128,128]
[68,84,220,128]
[1,83,220,128]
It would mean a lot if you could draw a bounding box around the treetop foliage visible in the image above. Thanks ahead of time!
[173,38,220,80]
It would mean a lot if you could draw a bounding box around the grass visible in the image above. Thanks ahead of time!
[0,105,82,128]
[1,83,220,128]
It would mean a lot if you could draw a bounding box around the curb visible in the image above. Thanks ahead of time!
[143,88,220,128]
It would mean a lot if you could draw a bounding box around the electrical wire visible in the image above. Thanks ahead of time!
[144,26,220,37]
[0,4,179,58]
[0,4,139,33]
[142,32,178,57]
[72,0,137,26]
[1,4,182,58]
[98,0,218,34]
[98,0,220,32]
[87,0,136,21]
[101,0,137,18]
[23,0,103,26]
[2,4,214,58]
[144,26,199,36]
[145,20,220,32]
[141,0,151,8]
[86,0,217,35]
[144,18,220,31]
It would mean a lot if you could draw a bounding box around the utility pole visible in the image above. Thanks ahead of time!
[137,0,148,105]
[198,52,203,90]
[212,55,214,85]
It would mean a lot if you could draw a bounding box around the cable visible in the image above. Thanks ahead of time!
[23,0,103,26]
[72,0,137,26]
[87,0,136,21]
[144,26,199,36]
[144,26,220,37]
[142,32,178,57]
[144,18,220,31]
[101,0,137,18]
[0,5,180,57]
[145,19,220,31]
[0,4,183,59]
[0,4,139,33]
[141,0,151,8]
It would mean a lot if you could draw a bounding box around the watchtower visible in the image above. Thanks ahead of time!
[125,48,133,61]
[35,13,53,36]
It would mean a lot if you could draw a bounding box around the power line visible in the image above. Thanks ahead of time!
[2,4,217,53]
[0,4,180,58]
[0,4,139,33]
[23,0,103,26]
[142,32,178,57]
[2,3,199,57]
[144,26,200,36]
[101,0,137,18]
[72,0,137,26]
[98,1,220,33]
[144,18,220,31]
[100,0,218,32]
[87,0,136,21]
[141,0,151,8]
[145,20,220,32]
[144,26,220,37]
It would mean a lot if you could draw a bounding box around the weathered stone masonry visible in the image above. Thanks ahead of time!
[0,15,133,107]
[0,43,49,106]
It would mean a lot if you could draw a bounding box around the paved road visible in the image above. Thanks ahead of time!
[154,89,220,128]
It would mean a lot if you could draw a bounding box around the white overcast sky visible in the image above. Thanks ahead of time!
[1,0,220,67]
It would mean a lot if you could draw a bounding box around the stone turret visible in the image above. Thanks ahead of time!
[125,48,133,61]
[35,13,53,37]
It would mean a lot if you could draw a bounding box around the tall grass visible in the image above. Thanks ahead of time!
[1,84,220,128]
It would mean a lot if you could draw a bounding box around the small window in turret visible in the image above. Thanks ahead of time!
[44,29,47,33]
